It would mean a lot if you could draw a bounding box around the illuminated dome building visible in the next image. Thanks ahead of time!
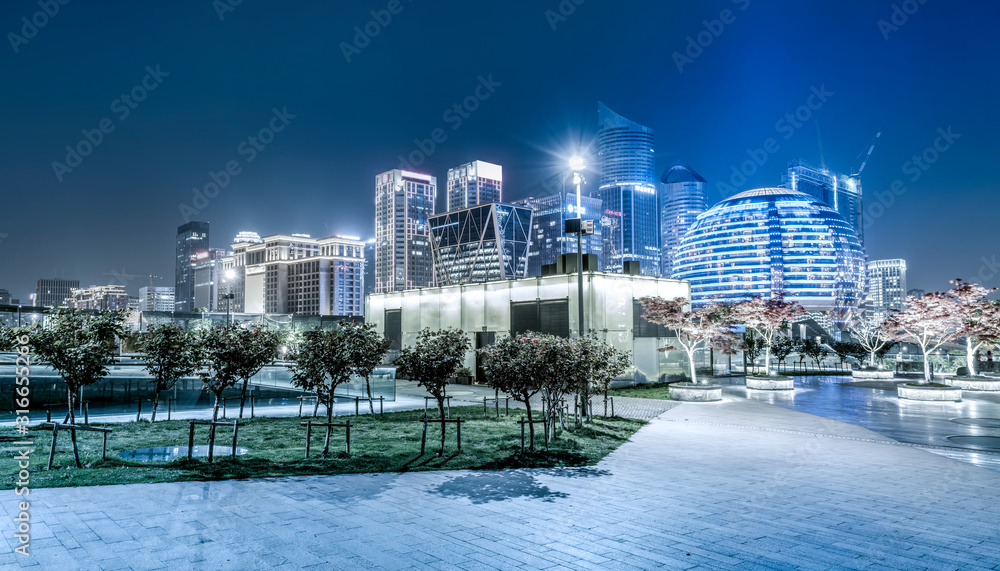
[672,187,866,329]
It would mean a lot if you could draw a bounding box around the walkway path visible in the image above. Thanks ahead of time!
[2,397,998,569]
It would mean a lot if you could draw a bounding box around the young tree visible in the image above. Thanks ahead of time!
[0,323,21,351]
[235,327,283,418]
[800,338,828,370]
[850,315,895,367]
[571,336,631,423]
[639,297,742,385]
[948,279,1000,376]
[30,309,128,467]
[771,336,799,371]
[197,325,257,458]
[731,294,806,376]
[394,328,470,454]
[883,292,962,383]
[479,335,544,446]
[137,324,202,421]
[533,335,579,437]
[342,322,391,416]
[288,329,350,424]
[744,331,763,374]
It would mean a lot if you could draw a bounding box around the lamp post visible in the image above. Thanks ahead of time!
[568,156,588,338]
[224,269,236,326]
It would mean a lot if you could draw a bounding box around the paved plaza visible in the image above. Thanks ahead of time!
[4,394,999,570]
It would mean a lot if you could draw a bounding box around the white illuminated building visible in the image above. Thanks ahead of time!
[374,169,437,292]
[447,160,502,211]
[867,259,907,319]
[138,286,175,312]
[222,234,365,316]
[67,285,129,311]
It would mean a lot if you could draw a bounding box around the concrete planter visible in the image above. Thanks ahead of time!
[669,384,722,402]
[745,376,795,390]
[945,377,1000,391]
[898,383,962,402]
[852,369,894,380]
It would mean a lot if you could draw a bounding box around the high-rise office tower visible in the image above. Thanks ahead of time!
[175,221,209,312]
[659,163,707,278]
[363,239,376,296]
[0,289,11,305]
[447,160,502,211]
[35,278,79,307]
[781,160,864,244]
[374,169,437,292]
[515,193,603,277]
[595,102,659,276]
[193,248,229,312]
[138,286,175,312]
[429,202,533,286]
[867,259,907,319]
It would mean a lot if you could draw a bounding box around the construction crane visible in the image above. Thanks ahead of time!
[851,130,882,177]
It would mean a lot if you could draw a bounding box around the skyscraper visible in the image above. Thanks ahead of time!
[374,169,437,292]
[175,221,209,312]
[658,163,707,278]
[867,259,907,319]
[447,160,502,211]
[781,160,864,244]
[429,202,532,286]
[35,278,79,307]
[193,248,229,312]
[138,286,175,312]
[515,193,602,277]
[595,102,659,276]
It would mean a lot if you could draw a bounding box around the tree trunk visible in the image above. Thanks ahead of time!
[365,375,376,416]
[921,349,931,383]
[765,344,772,376]
[151,390,160,422]
[313,397,320,418]
[67,386,81,468]
[323,395,334,457]
[524,393,535,451]
[870,350,876,367]
[208,392,221,462]
[966,338,977,377]
[239,378,249,418]
[437,394,446,456]
[687,348,698,385]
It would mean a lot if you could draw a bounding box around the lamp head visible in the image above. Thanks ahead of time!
[569,156,585,171]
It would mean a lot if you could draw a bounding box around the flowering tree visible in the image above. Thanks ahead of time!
[948,279,1000,376]
[883,292,962,383]
[850,315,895,368]
[288,328,354,427]
[729,294,805,376]
[30,309,128,467]
[639,297,742,384]
[137,323,203,421]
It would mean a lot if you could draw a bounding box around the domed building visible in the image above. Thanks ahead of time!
[672,187,866,329]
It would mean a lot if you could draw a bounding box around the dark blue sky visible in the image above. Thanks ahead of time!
[2,0,998,301]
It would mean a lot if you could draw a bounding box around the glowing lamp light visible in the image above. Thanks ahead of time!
[569,156,585,171]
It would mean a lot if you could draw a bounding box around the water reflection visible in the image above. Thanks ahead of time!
[718,376,1000,472]
[118,445,250,461]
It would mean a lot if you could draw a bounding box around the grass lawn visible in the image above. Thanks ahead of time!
[2,406,645,489]
[607,383,673,400]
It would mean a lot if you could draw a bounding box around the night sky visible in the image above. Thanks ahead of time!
[2,0,998,301]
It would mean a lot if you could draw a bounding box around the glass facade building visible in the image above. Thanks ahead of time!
[34,278,79,307]
[374,170,437,292]
[515,193,603,277]
[673,187,867,329]
[781,160,864,245]
[595,102,659,276]
[446,160,502,211]
[430,202,532,286]
[867,259,907,319]
[175,221,209,313]
[658,163,708,279]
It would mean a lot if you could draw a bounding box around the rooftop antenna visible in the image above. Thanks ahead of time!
[815,121,827,171]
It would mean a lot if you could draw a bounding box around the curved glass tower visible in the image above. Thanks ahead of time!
[658,163,707,278]
[596,102,659,276]
[673,187,866,329]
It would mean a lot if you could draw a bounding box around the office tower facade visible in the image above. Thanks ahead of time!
[138,286,175,312]
[595,102,659,276]
[673,188,866,330]
[193,248,229,312]
[35,278,79,307]
[67,285,129,311]
[781,160,864,244]
[363,239,376,296]
[867,259,907,319]
[429,202,533,286]
[222,234,365,316]
[175,221,210,312]
[907,288,925,299]
[515,193,603,277]
[447,160,502,211]
[374,169,437,292]
[0,289,10,305]
[659,163,708,279]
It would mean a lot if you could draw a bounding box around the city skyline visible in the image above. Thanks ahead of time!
[2,2,999,300]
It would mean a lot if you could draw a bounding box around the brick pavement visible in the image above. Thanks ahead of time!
[2,397,998,569]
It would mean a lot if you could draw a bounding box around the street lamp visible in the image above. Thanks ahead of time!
[565,156,593,339]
